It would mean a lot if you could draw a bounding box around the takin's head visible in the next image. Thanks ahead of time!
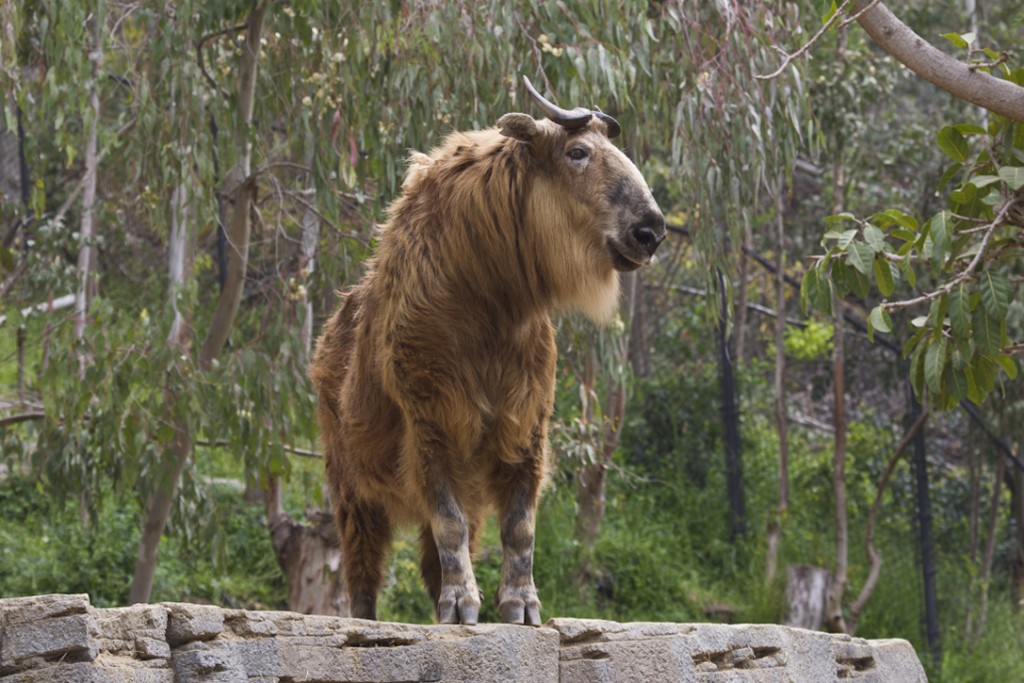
[497,76,665,322]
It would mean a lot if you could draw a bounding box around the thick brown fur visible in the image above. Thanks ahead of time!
[310,115,663,625]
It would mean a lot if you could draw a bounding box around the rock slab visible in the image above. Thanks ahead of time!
[0,594,927,682]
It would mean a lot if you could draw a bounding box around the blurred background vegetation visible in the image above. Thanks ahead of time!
[2,1,1024,680]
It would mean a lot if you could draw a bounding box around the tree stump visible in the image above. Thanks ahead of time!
[785,565,831,630]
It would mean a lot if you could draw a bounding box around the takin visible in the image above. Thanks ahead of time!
[309,77,665,625]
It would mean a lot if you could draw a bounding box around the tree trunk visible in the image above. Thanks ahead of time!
[826,286,849,634]
[129,0,269,604]
[626,272,650,378]
[574,382,626,556]
[766,176,788,584]
[825,159,849,634]
[167,182,193,348]
[1011,467,1024,612]
[734,224,752,365]
[574,323,628,589]
[716,267,745,540]
[129,176,195,605]
[129,427,192,604]
[848,410,927,635]
[785,565,831,630]
[74,9,102,354]
[910,392,942,667]
[964,440,981,638]
[265,478,348,615]
[971,453,1006,647]
[258,158,346,615]
[574,345,600,562]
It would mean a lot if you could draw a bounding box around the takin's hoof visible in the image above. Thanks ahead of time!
[498,598,542,626]
[437,586,482,625]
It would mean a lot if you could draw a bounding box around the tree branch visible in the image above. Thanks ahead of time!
[852,0,1024,123]
[879,199,1016,313]
[755,0,852,80]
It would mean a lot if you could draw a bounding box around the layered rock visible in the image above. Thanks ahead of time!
[0,594,927,682]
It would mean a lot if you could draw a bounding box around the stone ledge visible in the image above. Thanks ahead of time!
[0,594,927,682]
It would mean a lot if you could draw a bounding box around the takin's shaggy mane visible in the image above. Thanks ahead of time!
[310,83,664,625]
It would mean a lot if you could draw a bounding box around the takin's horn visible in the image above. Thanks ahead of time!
[522,75,621,139]
[592,105,621,140]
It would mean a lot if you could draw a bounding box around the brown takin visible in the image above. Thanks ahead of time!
[309,77,665,625]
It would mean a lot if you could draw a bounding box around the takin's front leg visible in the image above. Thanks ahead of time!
[429,485,482,624]
[494,463,543,625]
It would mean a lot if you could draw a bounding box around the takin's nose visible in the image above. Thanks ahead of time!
[631,211,667,257]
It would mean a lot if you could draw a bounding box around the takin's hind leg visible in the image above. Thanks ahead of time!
[418,525,442,610]
[336,496,393,620]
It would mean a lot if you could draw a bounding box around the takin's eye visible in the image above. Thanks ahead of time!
[566,146,590,162]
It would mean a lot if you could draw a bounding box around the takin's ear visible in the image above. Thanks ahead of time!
[496,113,539,141]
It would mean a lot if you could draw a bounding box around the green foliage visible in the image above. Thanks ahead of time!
[941,602,1024,683]
[784,320,834,361]
[0,475,284,608]
[803,80,1024,407]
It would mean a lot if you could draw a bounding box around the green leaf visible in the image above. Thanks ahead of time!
[862,225,885,252]
[965,366,984,405]
[819,0,838,23]
[929,211,952,267]
[949,283,972,338]
[938,162,963,190]
[848,265,871,298]
[924,337,948,395]
[891,228,917,243]
[846,241,874,275]
[937,126,970,163]
[873,209,918,232]
[903,326,928,358]
[946,365,969,402]
[830,260,852,298]
[967,175,1002,190]
[930,294,949,339]
[951,183,977,206]
[974,354,997,396]
[801,267,832,316]
[941,32,969,49]
[973,305,1003,354]
[825,212,858,224]
[954,124,988,135]
[873,257,895,296]
[998,166,1024,190]
[980,270,1013,321]
[910,342,926,398]
[899,259,917,288]
[868,305,893,338]
[993,353,1019,380]
[824,228,858,248]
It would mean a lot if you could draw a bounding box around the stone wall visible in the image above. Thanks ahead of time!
[0,594,927,682]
